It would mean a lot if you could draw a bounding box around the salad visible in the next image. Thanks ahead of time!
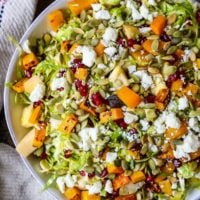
[11,0,200,199]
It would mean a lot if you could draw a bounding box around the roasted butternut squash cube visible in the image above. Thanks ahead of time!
[158,180,172,196]
[95,42,105,57]
[64,187,81,200]
[58,114,78,134]
[107,164,124,174]
[29,105,42,124]
[115,194,136,200]
[48,10,64,32]
[81,191,100,200]
[33,124,46,148]
[22,53,39,70]
[75,68,89,80]
[130,171,146,184]
[113,174,130,191]
[150,15,166,35]
[12,78,28,93]
[79,101,96,116]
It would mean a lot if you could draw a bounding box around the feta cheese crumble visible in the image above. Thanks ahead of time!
[188,117,200,132]
[105,180,113,194]
[178,96,188,110]
[165,112,181,129]
[22,40,32,53]
[124,112,138,124]
[88,181,102,194]
[134,71,153,90]
[140,119,150,131]
[126,0,142,21]
[56,176,65,193]
[104,46,117,57]
[102,27,118,46]
[82,46,96,67]
[106,152,117,163]
[29,83,45,102]
[65,174,75,188]
[127,65,136,75]
[91,3,101,11]
[95,10,110,20]
[139,5,153,21]
[51,77,67,91]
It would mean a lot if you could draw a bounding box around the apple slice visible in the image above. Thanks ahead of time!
[21,104,34,128]
[16,128,36,157]
[24,76,42,93]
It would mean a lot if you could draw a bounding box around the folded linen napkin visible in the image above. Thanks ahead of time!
[0,0,37,109]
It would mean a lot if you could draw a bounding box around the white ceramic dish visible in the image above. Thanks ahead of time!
[3,0,200,200]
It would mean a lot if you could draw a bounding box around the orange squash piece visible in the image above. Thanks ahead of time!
[58,114,78,134]
[33,124,46,148]
[130,171,146,184]
[95,42,105,57]
[155,101,165,111]
[12,78,28,93]
[80,100,96,116]
[165,122,188,140]
[100,108,124,123]
[107,164,124,174]
[150,15,167,35]
[48,10,65,32]
[68,43,79,54]
[117,86,141,108]
[158,180,172,196]
[155,174,167,183]
[64,187,81,200]
[171,79,183,92]
[159,147,174,160]
[115,194,136,200]
[113,174,131,191]
[68,0,98,16]
[129,150,140,160]
[22,53,39,70]
[29,106,42,124]
[142,39,158,56]
[190,149,200,160]
[60,40,69,52]
[175,49,184,59]
[156,88,169,103]
[81,191,100,200]
[130,50,151,66]
[161,162,175,174]
[75,68,89,80]
[184,83,199,96]
[196,58,200,69]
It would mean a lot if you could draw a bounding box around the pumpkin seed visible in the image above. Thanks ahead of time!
[147,35,159,40]
[148,67,160,74]
[76,123,81,132]
[148,159,156,171]
[40,160,50,172]
[81,120,88,129]
[132,84,140,92]
[78,114,89,122]
[75,109,84,116]
[140,144,148,155]
[189,51,196,62]
[173,31,181,38]
[167,46,177,54]
[167,13,177,25]
[152,158,164,167]
[151,39,159,52]
[66,70,74,84]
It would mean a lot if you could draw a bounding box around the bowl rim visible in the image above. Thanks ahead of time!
[3,0,66,199]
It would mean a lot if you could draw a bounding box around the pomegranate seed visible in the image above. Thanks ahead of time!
[58,70,66,77]
[64,149,72,158]
[91,92,104,106]
[196,9,200,23]
[127,39,136,47]
[166,69,185,87]
[160,32,171,42]
[137,35,146,45]
[111,190,119,198]
[144,94,156,103]
[33,100,43,108]
[129,128,138,135]
[75,80,88,97]
[173,159,182,168]
[100,168,108,178]
[131,143,142,151]
[80,170,86,176]
[71,59,85,73]
[25,69,33,78]
[115,119,128,129]
[41,151,47,160]
[168,54,178,65]
[117,38,126,47]
[146,176,154,184]
[57,87,64,91]
[88,172,95,178]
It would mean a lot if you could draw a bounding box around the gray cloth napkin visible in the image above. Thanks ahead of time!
[0,0,37,109]
[0,143,55,200]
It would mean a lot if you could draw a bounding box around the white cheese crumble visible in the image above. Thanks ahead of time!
[178,96,188,110]
[148,0,156,6]
[102,27,118,46]
[105,180,113,194]
[106,152,117,163]
[124,112,138,124]
[173,132,200,159]
[126,0,142,21]
[91,3,101,11]
[139,27,151,33]
[56,176,65,193]
[88,181,102,194]
[50,118,62,130]
[104,46,117,57]
[154,112,167,134]
[165,112,181,129]
[29,83,45,102]
[97,63,107,69]
[134,71,153,90]
[140,119,150,131]
[51,77,67,91]
[82,46,96,67]
[22,40,32,53]
[127,65,136,75]
[183,49,192,62]
[189,117,200,132]
[95,10,110,20]
[65,174,75,188]
[139,5,153,21]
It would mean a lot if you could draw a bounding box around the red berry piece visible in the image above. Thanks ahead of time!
[91,92,104,106]
[75,80,88,97]
[115,119,128,129]
[80,170,86,176]
[64,149,72,158]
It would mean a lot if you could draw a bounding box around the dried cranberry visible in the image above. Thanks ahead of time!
[173,159,182,168]
[58,70,66,77]
[144,94,156,103]
[160,32,171,42]
[80,170,86,176]
[100,168,108,178]
[196,9,200,23]
[166,69,185,87]
[25,68,33,78]
[131,142,142,151]
[111,190,119,198]
[75,80,88,97]
[33,100,43,108]
[146,176,155,184]
[137,35,146,45]
[64,149,72,158]
[115,119,128,129]
[127,39,136,47]
[107,95,123,108]
[88,172,95,178]
[129,128,138,135]
[91,92,104,106]
[41,151,47,160]
[117,38,126,47]
[71,59,85,73]
[57,87,64,91]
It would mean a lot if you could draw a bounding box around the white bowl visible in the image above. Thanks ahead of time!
[4,0,68,199]
[3,0,200,200]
